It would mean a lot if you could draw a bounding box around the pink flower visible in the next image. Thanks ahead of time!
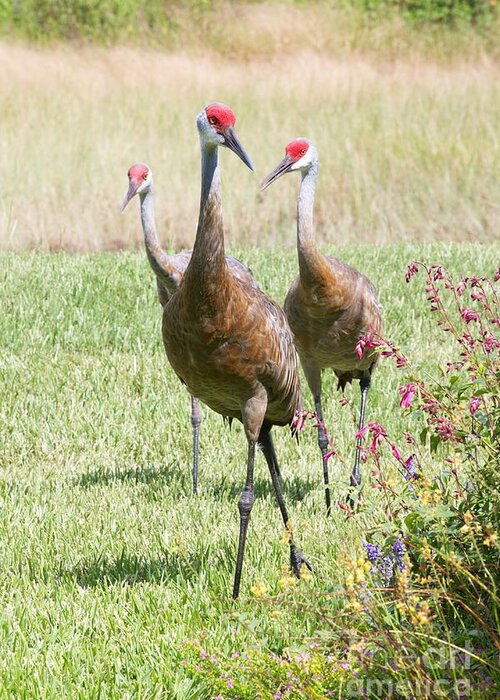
[483,334,500,353]
[390,442,402,462]
[461,308,479,323]
[357,421,387,452]
[355,332,381,359]
[291,410,310,432]
[471,290,484,302]
[431,265,446,280]
[355,338,365,359]
[405,262,419,283]
[399,382,417,409]
[470,397,481,415]
[455,277,467,297]
[430,416,456,441]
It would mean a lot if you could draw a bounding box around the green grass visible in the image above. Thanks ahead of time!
[0,243,498,697]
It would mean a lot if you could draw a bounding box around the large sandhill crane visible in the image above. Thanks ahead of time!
[161,103,311,599]
[262,139,382,513]
[121,164,256,495]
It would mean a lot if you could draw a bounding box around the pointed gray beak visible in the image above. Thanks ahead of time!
[222,127,254,171]
[261,154,294,190]
[120,181,137,212]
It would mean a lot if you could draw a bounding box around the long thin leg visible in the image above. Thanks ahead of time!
[314,393,331,516]
[350,377,371,488]
[190,394,202,495]
[232,440,256,600]
[259,430,312,578]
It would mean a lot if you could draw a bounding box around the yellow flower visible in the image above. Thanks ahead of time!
[421,539,432,560]
[270,610,281,619]
[460,524,470,535]
[279,574,296,590]
[250,581,268,598]
[349,600,363,612]
[463,510,474,524]
[410,601,432,625]
[483,524,498,547]
[354,567,365,584]
[345,573,355,590]
[300,569,313,582]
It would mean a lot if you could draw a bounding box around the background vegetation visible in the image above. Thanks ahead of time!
[0,1,498,48]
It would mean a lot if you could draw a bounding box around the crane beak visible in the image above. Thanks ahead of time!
[260,154,294,190]
[222,127,254,171]
[120,181,137,212]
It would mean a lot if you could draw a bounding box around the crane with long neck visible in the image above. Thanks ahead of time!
[121,163,256,495]
[162,103,311,599]
[262,139,382,512]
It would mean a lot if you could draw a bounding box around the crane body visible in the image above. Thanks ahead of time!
[262,139,382,512]
[162,104,310,598]
[121,163,256,495]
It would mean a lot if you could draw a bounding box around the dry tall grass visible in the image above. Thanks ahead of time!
[0,41,498,251]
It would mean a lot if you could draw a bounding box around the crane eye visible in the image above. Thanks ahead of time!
[142,173,148,180]
[300,149,306,156]
[208,116,218,126]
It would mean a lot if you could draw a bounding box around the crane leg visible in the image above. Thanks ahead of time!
[232,440,256,600]
[350,377,371,489]
[190,395,202,495]
[259,429,312,579]
[313,393,331,516]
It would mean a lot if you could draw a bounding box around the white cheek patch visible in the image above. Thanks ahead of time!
[137,173,151,192]
[290,150,312,170]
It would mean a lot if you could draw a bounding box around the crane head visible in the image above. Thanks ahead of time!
[197,102,254,171]
[121,163,152,211]
[261,139,316,190]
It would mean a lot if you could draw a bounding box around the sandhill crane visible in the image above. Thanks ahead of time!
[262,139,382,513]
[121,164,257,496]
[161,103,311,599]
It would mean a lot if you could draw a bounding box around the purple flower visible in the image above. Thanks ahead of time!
[403,454,419,480]
[393,539,406,571]
[227,676,234,688]
[363,541,382,562]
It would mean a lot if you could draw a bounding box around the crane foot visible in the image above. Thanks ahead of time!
[290,544,313,579]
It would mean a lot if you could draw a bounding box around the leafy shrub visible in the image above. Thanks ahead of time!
[359,0,496,25]
[173,261,499,698]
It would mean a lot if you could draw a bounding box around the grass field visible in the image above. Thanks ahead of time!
[0,242,497,697]
[0,43,498,252]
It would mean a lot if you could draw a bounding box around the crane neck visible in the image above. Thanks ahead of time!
[187,142,226,283]
[296,161,323,285]
[139,186,180,297]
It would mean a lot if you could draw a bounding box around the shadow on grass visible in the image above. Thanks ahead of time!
[210,472,317,504]
[63,545,220,588]
[73,461,184,489]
